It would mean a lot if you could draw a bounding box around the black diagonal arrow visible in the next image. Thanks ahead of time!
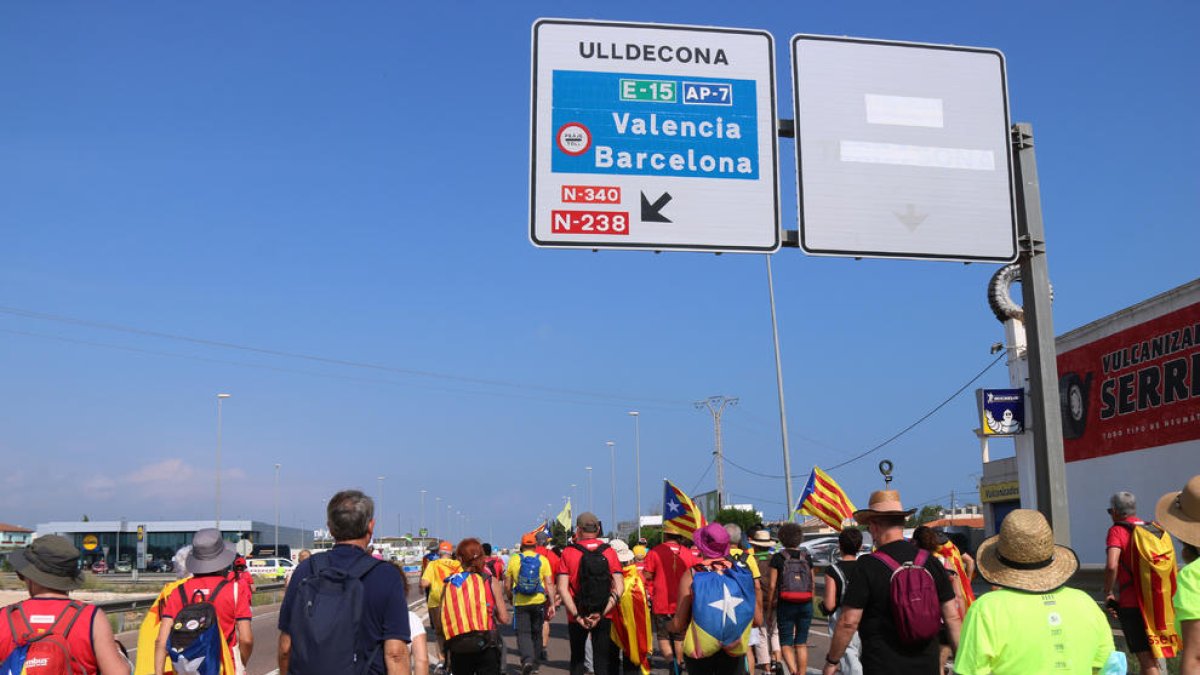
[640,191,673,223]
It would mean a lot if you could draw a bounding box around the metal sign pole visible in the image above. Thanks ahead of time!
[1011,122,1071,545]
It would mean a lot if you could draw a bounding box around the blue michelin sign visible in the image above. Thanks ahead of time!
[550,70,759,180]
[980,388,1025,436]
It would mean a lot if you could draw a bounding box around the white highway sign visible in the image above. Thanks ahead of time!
[792,35,1017,262]
[531,19,779,252]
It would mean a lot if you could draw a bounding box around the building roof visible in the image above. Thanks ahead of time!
[0,523,33,533]
[923,516,984,529]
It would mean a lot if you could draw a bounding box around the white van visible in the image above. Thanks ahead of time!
[246,557,295,579]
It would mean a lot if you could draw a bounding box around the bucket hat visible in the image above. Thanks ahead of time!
[610,539,634,564]
[748,530,777,549]
[853,490,917,524]
[975,509,1078,593]
[186,528,237,574]
[693,522,731,560]
[9,535,83,592]
[1156,474,1200,547]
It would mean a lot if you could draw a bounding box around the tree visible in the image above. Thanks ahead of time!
[907,505,943,528]
[627,526,663,549]
[715,507,761,541]
[550,520,568,548]
[81,514,90,522]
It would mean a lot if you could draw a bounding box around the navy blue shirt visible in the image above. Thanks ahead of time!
[279,544,410,673]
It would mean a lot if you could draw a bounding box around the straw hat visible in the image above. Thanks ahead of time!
[976,509,1078,593]
[1156,475,1200,547]
[853,490,917,524]
[748,530,777,549]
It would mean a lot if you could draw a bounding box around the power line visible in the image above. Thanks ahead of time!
[690,457,715,494]
[0,306,692,408]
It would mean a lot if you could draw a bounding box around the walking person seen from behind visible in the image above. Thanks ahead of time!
[278,489,411,675]
[507,532,557,675]
[820,528,863,675]
[440,538,509,675]
[767,522,815,675]
[0,535,130,675]
[555,512,624,675]
[1156,475,1200,674]
[822,489,960,675]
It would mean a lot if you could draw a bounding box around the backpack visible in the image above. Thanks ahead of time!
[827,561,849,614]
[0,601,89,675]
[166,580,232,675]
[776,549,814,602]
[1116,520,1181,659]
[571,542,613,615]
[513,554,545,597]
[871,549,941,645]
[283,552,383,675]
[440,572,498,655]
[682,562,755,658]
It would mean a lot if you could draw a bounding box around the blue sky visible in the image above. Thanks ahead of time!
[1,3,1196,544]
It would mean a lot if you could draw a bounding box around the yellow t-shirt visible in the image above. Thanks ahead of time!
[507,550,552,606]
[955,586,1114,674]
[422,557,463,608]
[730,547,761,579]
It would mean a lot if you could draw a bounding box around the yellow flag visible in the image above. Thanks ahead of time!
[556,499,572,529]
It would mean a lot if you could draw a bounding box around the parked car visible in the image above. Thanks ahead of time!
[145,559,174,573]
[90,559,109,574]
[114,558,132,573]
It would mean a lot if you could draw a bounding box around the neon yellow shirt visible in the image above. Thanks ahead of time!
[507,550,552,606]
[955,586,1114,674]
[1176,558,1200,637]
[421,557,463,608]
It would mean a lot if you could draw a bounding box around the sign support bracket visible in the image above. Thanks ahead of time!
[1012,121,1071,545]
[777,118,801,248]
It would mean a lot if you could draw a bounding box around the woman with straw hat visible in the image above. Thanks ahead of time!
[1156,475,1200,673]
[954,509,1121,674]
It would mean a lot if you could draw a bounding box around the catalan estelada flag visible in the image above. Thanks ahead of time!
[935,539,975,613]
[441,572,495,640]
[663,480,706,537]
[610,563,653,675]
[682,562,755,658]
[796,467,857,531]
[523,520,551,542]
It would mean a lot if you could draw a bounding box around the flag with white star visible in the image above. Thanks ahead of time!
[662,480,706,537]
[682,562,756,658]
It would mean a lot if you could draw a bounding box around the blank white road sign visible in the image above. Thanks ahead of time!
[531,19,780,252]
[792,35,1017,262]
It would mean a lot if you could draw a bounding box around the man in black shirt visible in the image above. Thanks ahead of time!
[821,490,960,675]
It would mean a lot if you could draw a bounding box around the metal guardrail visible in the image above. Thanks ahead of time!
[95,582,286,634]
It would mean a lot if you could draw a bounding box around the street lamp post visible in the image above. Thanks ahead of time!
[420,489,427,537]
[215,393,231,530]
[585,466,593,512]
[570,483,577,512]
[435,496,442,538]
[274,463,281,556]
[606,441,616,537]
[629,411,642,541]
[377,476,385,538]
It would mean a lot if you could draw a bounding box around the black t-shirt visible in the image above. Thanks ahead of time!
[841,539,954,675]
[827,558,858,611]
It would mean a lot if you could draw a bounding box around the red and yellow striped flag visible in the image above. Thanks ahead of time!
[663,480,706,537]
[611,563,653,674]
[796,467,857,531]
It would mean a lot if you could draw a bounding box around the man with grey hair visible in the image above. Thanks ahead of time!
[278,489,411,675]
[1104,490,1162,675]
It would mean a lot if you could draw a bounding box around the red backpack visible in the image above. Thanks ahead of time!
[871,549,941,645]
[0,601,89,675]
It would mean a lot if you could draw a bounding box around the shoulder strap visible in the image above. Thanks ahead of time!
[177,582,192,606]
[52,601,88,639]
[208,579,230,604]
[870,550,900,571]
[829,561,847,585]
[913,549,929,567]
[310,551,331,575]
[594,542,610,554]
[10,602,33,642]
[570,542,587,555]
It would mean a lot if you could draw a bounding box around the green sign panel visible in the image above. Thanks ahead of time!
[619,78,677,103]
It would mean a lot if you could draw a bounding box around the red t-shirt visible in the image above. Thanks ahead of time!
[1106,516,1144,608]
[535,546,560,573]
[643,541,697,616]
[0,598,99,675]
[162,574,253,651]
[555,539,622,620]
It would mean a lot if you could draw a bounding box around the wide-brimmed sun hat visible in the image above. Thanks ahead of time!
[1156,474,1200,547]
[693,522,731,559]
[186,528,237,574]
[976,509,1078,593]
[853,490,917,524]
[610,539,634,564]
[748,530,777,549]
[8,535,83,592]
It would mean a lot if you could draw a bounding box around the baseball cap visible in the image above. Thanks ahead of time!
[576,512,601,533]
[438,540,453,554]
[521,533,538,547]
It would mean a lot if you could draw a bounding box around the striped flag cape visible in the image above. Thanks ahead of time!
[935,539,975,613]
[441,571,495,640]
[663,480,706,537]
[796,467,857,531]
[610,563,653,675]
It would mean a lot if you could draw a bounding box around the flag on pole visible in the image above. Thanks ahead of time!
[796,467,857,531]
[523,520,552,542]
[662,480,706,537]
[556,499,573,530]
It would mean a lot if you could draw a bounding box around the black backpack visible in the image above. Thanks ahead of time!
[571,542,612,615]
[283,552,383,675]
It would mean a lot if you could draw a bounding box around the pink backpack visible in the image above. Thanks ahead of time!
[871,549,941,645]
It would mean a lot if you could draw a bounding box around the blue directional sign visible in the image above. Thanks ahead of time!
[531,20,779,252]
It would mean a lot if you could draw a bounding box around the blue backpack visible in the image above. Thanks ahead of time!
[283,552,383,675]
[166,580,231,675]
[513,554,544,596]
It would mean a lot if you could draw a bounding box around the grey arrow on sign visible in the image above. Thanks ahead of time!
[894,203,928,231]
[640,191,673,223]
